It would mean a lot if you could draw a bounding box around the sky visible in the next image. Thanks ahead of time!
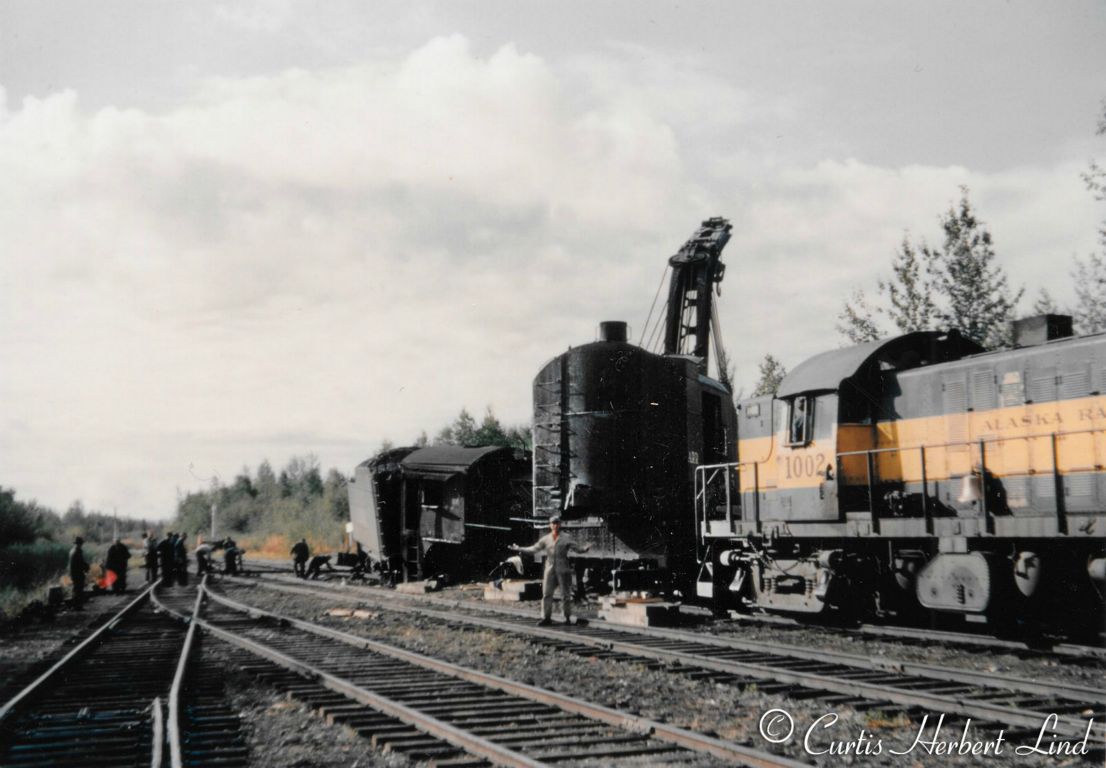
[1,1,1104,519]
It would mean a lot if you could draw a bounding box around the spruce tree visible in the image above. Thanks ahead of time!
[924,189,1023,348]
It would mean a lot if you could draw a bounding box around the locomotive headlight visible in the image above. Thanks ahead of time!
[1089,558,1106,586]
[1012,551,1042,598]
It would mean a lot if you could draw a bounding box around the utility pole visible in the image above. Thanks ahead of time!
[211,503,217,541]
[113,506,118,540]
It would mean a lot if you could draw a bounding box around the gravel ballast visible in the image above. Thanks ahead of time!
[216,580,1103,767]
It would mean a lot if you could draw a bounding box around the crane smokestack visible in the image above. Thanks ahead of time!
[599,321,628,342]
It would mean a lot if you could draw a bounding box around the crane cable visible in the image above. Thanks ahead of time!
[711,299,733,393]
[645,297,669,354]
[639,264,671,348]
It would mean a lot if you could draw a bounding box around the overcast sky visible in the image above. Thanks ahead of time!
[2,1,1103,519]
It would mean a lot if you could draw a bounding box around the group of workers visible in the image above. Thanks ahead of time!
[290,538,335,580]
[195,536,242,577]
[66,530,246,606]
[67,536,137,607]
[144,531,194,586]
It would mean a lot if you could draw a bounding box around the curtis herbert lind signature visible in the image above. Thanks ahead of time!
[759,709,1097,758]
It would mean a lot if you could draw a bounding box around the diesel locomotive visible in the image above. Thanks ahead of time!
[696,315,1106,633]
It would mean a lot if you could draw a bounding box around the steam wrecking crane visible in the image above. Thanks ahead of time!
[531,217,737,593]
[663,217,732,374]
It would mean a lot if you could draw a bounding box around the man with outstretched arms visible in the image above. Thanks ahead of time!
[510,516,590,626]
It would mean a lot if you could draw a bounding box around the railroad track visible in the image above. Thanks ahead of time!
[228,575,1105,743]
[0,581,246,768]
[243,562,1106,662]
[258,569,1106,668]
[195,579,806,767]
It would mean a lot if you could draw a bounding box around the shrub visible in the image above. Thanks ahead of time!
[0,541,71,621]
[0,541,69,591]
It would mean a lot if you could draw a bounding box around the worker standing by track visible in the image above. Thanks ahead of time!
[105,538,130,593]
[223,537,241,575]
[510,516,590,626]
[68,536,89,608]
[291,538,310,578]
[158,532,176,586]
[175,532,189,586]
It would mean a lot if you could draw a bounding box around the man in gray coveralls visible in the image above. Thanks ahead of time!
[510,516,590,626]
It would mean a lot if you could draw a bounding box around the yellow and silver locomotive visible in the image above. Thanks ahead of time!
[697,315,1106,634]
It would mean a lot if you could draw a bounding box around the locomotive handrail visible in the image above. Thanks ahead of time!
[836,426,1104,534]
[695,425,1106,539]
[694,460,762,552]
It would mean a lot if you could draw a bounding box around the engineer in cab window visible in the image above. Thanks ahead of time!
[789,396,809,445]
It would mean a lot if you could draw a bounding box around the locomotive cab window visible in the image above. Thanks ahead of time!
[786,395,813,446]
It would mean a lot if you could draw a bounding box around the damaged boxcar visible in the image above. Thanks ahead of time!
[347,444,531,581]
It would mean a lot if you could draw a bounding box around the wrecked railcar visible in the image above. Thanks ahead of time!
[348,445,531,581]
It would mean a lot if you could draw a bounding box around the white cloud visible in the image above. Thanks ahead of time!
[1,34,1099,517]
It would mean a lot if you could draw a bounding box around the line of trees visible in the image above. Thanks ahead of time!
[173,455,350,546]
[1,486,156,547]
[381,406,530,453]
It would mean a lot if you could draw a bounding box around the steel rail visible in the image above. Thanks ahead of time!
[150,697,165,768]
[190,610,548,767]
[165,579,205,768]
[228,576,1101,740]
[238,574,1102,703]
[0,583,156,723]
[727,613,1106,662]
[203,582,809,768]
